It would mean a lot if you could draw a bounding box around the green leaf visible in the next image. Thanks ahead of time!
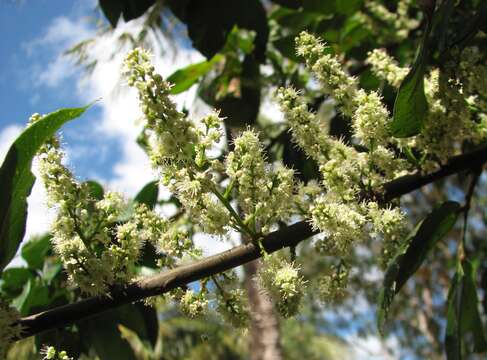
[99,0,156,27]
[0,106,90,273]
[21,233,52,270]
[273,34,301,62]
[335,0,363,16]
[168,54,223,95]
[167,0,269,61]
[377,201,460,334]
[134,181,160,268]
[446,260,487,359]
[84,180,104,200]
[13,279,50,316]
[99,0,123,27]
[303,0,335,13]
[118,325,155,359]
[134,181,159,210]
[0,267,34,296]
[78,303,157,360]
[390,19,432,138]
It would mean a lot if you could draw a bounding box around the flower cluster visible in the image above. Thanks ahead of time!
[319,263,350,303]
[367,46,487,170]
[41,346,73,360]
[366,48,409,88]
[277,32,414,292]
[179,289,209,317]
[31,27,487,321]
[36,130,154,295]
[259,256,306,317]
[364,0,419,42]
[226,130,295,233]
[124,48,233,236]
[216,288,249,328]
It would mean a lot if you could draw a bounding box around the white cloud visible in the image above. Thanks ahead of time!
[24,16,95,88]
[0,124,22,163]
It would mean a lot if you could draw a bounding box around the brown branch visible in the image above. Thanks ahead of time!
[14,145,487,340]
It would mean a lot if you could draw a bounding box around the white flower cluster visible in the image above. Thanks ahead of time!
[41,346,73,360]
[364,0,419,42]
[319,263,350,303]
[366,46,487,170]
[0,300,22,359]
[216,288,249,328]
[36,129,171,295]
[226,130,295,233]
[179,289,209,318]
[366,48,409,88]
[259,256,306,317]
[276,33,409,267]
[124,48,233,236]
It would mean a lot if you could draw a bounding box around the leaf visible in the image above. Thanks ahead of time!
[273,34,301,62]
[390,18,432,138]
[13,279,50,316]
[78,303,157,360]
[134,181,159,268]
[134,181,159,210]
[84,180,104,200]
[167,54,223,95]
[167,0,269,61]
[0,106,90,273]
[446,260,487,359]
[99,0,123,27]
[21,233,52,270]
[119,325,154,359]
[335,0,363,16]
[0,267,34,296]
[377,201,460,334]
[303,0,335,13]
[99,0,156,27]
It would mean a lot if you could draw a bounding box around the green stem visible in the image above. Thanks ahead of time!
[211,186,258,240]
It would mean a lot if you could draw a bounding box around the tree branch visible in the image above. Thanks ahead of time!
[14,145,487,340]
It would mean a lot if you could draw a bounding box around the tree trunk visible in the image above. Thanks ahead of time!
[244,259,283,360]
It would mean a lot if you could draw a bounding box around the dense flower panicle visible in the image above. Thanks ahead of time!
[124,48,232,236]
[352,90,391,147]
[274,87,332,164]
[179,289,208,317]
[41,346,73,360]
[259,256,306,317]
[319,264,350,303]
[295,180,322,215]
[0,300,23,359]
[312,196,366,256]
[226,130,295,233]
[216,288,250,328]
[29,26,487,318]
[37,139,147,295]
[296,32,358,116]
[367,202,408,266]
[366,48,409,88]
[364,0,419,41]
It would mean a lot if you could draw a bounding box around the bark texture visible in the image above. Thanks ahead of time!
[244,259,283,360]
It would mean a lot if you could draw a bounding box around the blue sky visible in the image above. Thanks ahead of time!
[0,0,221,256]
[0,0,119,180]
